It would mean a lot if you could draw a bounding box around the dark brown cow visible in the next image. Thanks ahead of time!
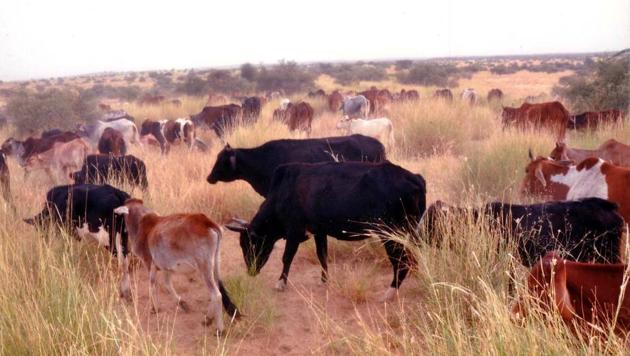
[1,132,81,166]
[308,89,326,98]
[487,88,503,102]
[513,252,630,333]
[549,139,630,167]
[284,102,314,133]
[98,128,127,156]
[399,89,420,101]
[138,94,165,105]
[328,90,344,112]
[190,104,242,138]
[359,88,390,115]
[0,153,10,202]
[502,101,570,140]
[433,89,453,101]
[568,109,625,130]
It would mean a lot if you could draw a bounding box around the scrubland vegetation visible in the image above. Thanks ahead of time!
[0,53,628,355]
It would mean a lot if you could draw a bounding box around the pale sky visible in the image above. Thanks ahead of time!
[0,0,628,81]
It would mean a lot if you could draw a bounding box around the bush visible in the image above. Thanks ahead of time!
[6,89,97,134]
[240,63,258,82]
[397,62,461,87]
[255,61,315,94]
[176,73,207,95]
[329,64,387,85]
[395,60,413,70]
[553,56,630,112]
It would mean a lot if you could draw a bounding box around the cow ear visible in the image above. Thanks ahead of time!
[535,166,547,188]
[224,143,231,151]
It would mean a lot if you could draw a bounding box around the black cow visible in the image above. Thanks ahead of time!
[207,135,386,197]
[226,161,426,300]
[241,96,262,124]
[71,154,148,190]
[24,184,130,256]
[0,153,10,202]
[425,198,624,267]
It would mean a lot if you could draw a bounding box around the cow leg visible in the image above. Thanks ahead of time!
[382,239,410,301]
[149,264,160,313]
[201,260,223,333]
[276,232,303,291]
[119,253,132,301]
[314,233,328,283]
[164,271,189,312]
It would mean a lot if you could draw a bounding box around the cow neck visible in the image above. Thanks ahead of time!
[549,159,608,200]
[129,207,158,262]
[234,147,271,195]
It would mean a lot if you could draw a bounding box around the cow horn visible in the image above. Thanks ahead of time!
[535,166,547,188]
[225,143,231,150]
[528,149,534,161]
[230,217,248,225]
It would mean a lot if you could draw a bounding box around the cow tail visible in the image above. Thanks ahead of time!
[388,121,395,147]
[213,226,240,318]
[133,125,142,147]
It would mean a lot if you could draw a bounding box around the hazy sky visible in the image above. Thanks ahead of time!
[0,0,628,81]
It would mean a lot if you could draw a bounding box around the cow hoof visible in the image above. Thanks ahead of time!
[151,307,160,314]
[380,287,398,302]
[177,300,190,313]
[274,280,287,291]
[202,315,214,326]
[119,290,132,302]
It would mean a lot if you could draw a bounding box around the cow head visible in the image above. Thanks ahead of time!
[114,198,149,240]
[520,153,571,199]
[225,218,276,276]
[548,142,570,161]
[0,137,22,157]
[207,144,238,184]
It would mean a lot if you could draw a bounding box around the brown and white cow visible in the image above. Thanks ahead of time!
[549,139,630,167]
[521,155,630,222]
[513,252,630,333]
[24,138,91,183]
[113,199,239,333]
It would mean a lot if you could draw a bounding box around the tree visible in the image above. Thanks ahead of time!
[240,63,258,81]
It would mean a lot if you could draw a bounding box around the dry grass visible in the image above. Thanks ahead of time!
[0,70,628,355]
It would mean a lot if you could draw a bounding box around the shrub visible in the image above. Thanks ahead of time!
[176,73,207,95]
[395,60,414,70]
[6,88,97,134]
[553,56,630,112]
[330,64,387,85]
[255,61,315,94]
[397,62,461,87]
[240,63,258,82]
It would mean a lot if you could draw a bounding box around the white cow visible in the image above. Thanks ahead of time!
[78,118,141,148]
[336,117,395,148]
[461,88,477,106]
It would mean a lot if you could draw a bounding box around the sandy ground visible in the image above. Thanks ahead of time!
[124,229,413,355]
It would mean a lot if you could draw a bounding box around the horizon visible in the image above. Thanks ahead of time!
[1,0,628,81]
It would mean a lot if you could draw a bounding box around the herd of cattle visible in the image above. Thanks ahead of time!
[0,86,628,336]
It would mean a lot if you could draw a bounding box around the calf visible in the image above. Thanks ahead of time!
[336,118,395,149]
[25,139,90,183]
[71,154,148,190]
[113,199,239,333]
[513,252,630,333]
[1,132,80,167]
[521,155,630,222]
[226,161,426,301]
[98,127,127,156]
[207,135,386,197]
[24,184,129,257]
[549,139,630,167]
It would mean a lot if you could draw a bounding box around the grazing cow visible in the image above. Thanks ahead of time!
[549,140,630,167]
[521,155,630,222]
[113,199,239,333]
[279,98,291,110]
[341,95,370,119]
[78,119,141,148]
[241,96,262,124]
[138,94,165,105]
[433,88,453,101]
[102,110,135,123]
[359,89,390,115]
[24,184,129,257]
[207,135,386,197]
[502,101,570,141]
[225,161,426,300]
[1,132,80,167]
[399,89,420,102]
[487,88,504,102]
[190,104,242,138]
[283,102,314,133]
[98,128,127,156]
[425,198,623,268]
[23,139,90,183]
[328,91,344,112]
[0,153,10,202]
[568,109,625,130]
[336,118,395,149]
[71,154,148,190]
[308,89,326,98]
[513,252,630,333]
[461,88,477,105]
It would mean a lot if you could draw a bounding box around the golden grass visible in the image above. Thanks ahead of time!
[0,74,628,354]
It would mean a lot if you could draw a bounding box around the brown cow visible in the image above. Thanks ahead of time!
[568,109,625,130]
[24,138,91,183]
[1,132,81,167]
[433,88,453,101]
[513,252,630,333]
[502,101,570,140]
[359,88,391,116]
[549,139,630,167]
[328,90,344,112]
[284,102,314,133]
[399,89,420,101]
[0,153,10,202]
[98,128,127,156]
[190,104,242,138]
[521,155,630,222]
[487,88,503,102]
[113,199,240,334]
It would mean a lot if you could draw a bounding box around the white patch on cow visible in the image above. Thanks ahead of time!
[114,206,129,215]
[76,223,110,247]
[549,159,608,200]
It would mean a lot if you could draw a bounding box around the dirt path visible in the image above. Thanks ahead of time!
[125,230,415,355]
